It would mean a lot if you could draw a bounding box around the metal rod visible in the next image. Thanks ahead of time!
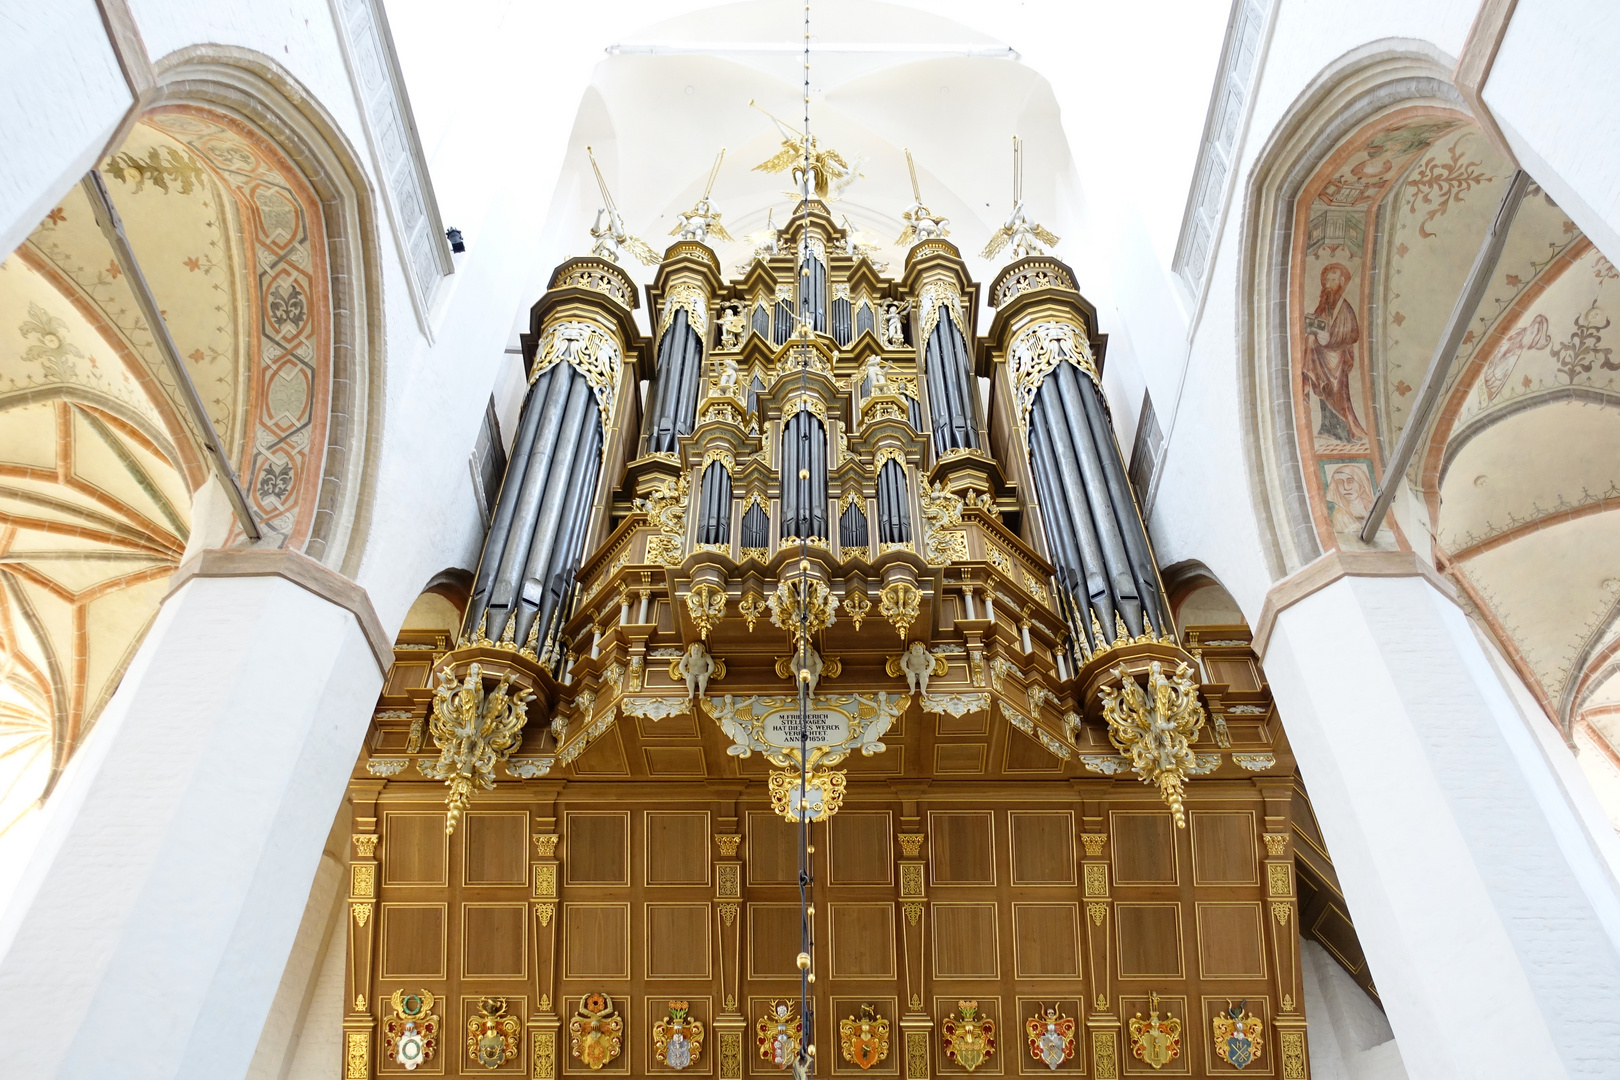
[1359,168,1530,543]
[82,170,261,539]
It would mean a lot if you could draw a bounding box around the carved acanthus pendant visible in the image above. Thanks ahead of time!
[420,665,533,835]
[1098,660,1206,827]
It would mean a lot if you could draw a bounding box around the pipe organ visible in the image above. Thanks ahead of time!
[344,201,1343,1079]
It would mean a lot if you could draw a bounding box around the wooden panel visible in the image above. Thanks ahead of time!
[748,811,799,886]
[383,660,429,696]
[572,726,630,775]
[829,903,896,978]
[380,903,445,978]
[463,903,526,978]
[829,811,893,886]
[1195,902,1266,979]
[1111,811,1177,885]
[646,811,711,886]
[1190,811,1257,885]
[929,811,995,886]
[749,903,803,979]
[647,903,713,979]
[382,812,447,886]
[643,746,707,777]
[1115,903,1183,979]
[1207,657,1259,691]
[934,744,986,773]
[932,903,999,979]
[1003,726,1065,772]
[563,903,630,979]
[936,710,989,736]
[1311,902,1368,974]
[1009,811,1075,885]
[566,811,630,886]
[637,710,700,739]
[655,599,675,632]
[463,811,528,886]
[1012,903,1080,978]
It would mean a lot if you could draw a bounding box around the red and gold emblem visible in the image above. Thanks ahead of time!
[839,1003,891,1070]
[756,999,803,1069]
[1128,993,1182,1070]
[942,1000,996,1072]
[1024,1004,1075,1070]
[569,992,625,1070]
[383,989,439,1070]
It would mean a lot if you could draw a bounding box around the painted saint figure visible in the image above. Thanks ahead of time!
[1326,463,1375,536]
[1301,262,1367,444]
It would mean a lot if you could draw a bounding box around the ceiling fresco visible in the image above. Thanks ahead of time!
[1287,102,1620,784]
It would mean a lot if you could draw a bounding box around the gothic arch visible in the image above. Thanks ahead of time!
[1236,44,1465,579]
[147,46,385,575]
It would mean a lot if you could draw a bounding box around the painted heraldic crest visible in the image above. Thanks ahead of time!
[942,1000,996,1072]
[569,992,625,1070]
[1128,994,1182,1070]
[384,990,439,1070]
[1211,1001,1264,1069]
[652,1000,705,1070]
[1024,1005,1075,1070]
[839,1003,890,1070]
[467,997,520,1070]
[757,999,803,1069]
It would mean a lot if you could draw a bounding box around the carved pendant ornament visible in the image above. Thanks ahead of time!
[1099,661,1207,828]
[1212,1001,1264,1069]
[839,1003,891,1070]
[468,997,521,1069]
[942,1000,996,1072]
[421,665,533,835]
[569,992,625,1070]
[1128,994,1181,1070]
[384,990,439,1070]
[757,999,803,1069]
[652,1000,705,1070]
[1024,1005,1075,1070]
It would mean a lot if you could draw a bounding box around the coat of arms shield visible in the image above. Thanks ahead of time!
[942,1000,996,1072]
[1024,1005,1075,1070]
[652,1001,705,1070]
[1127,994,1181,1070]
[467,997,521,1070]
[838,1003,890,1070]
[1211,1002,1264,1069]
[569,992,625,1070]
[383,989,439,1070]
[756,999,803,1069]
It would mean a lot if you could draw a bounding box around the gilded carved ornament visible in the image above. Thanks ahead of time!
[1211,1003,1264,1070]
[916,279,966,345]
[1098,661,1207,828]
[840,1004,891,1070]
[919,483,970,566]
[1128,994,1181,1070]
[637,473,689,566]
[878,581,920,638]
[768,576,838,646]
[686,583,727,640]
[532,320,623,434]
[569,992,625,1070]
[352,833,380,858]
[941,1001,995,1072]
[420,665,533,836]
[1006,319,1097,437]
[659,281,709,340]
[384,990,440,1071]
[739,592,767,631]
[469,998,522,1069]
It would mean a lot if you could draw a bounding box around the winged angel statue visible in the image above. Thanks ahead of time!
[751,101,864,200]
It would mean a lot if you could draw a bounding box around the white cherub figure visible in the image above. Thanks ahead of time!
[677,641,716,698]
[717,354,739,389]
[791,643,825,695]
[897,641,934,694]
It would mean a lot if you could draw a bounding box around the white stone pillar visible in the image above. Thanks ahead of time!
[1261,571,1620,1079]
[0,555,388,1080]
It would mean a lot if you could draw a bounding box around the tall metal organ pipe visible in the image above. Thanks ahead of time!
[466,360,605,657]
[779,410,828,540]
[646,308,704,454]
[798,244,827,334]
[876,459,912,544]
[1026,350,1165,645]
[698,461,733,544]
[923,308,979,454]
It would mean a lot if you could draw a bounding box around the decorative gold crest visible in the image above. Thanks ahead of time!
[468,997,521,1070]
[1211,1001,1263,1070]
[756,999,803,1069]
[383,989,438,1071]
[1024,1004,1075,1070]
[839,1003,891,1070]
[569,992,625,1070]
[942,1000,996,1072]
[652,1000,705,1070]
[1128,993,1181,1070]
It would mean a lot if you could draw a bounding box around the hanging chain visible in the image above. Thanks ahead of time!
[794,4,816,1076]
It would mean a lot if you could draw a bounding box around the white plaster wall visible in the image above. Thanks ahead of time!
[284,898,349,1080]
[1300,941,1407,1080]
[0,1,133,261]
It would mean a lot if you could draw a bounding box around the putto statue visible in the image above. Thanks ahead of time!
[678,642,717,699]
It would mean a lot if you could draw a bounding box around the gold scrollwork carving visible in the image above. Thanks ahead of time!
[353,834,380,858]
[660,281,709,340]
[1268,863,1292,898]
[346,1031,370,1080]
[897,832,924,858]
[535,863,558,898]
[842,590,871,630]
[1081,833,1107,857]
[1006,319,1099,437]
[687,583,727,640]
[717,863,741,898]
[534,1030,558,1079]
[900,863,924,898]
[919,483,970,566]
[537,903,555,927]
[1280,1031,1307,1079]
[534,834,560,859]
[1087,902,1108,926]
[906,1030,929,1079]
[903,901,924,926]
[768,577,838,646]
[714,833,742,857]
[1262,832,1290,857]
[1272,902,1291,926]
[1099,661,1206,828]
[351,863,375,898]
[1091,1030,1118,1080]
[878,581,921,639]
[352,902,373,927]
[1084,864,1109,898]
[421,665,533,835]
[719,901,739,927]
[533,319,623,434]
